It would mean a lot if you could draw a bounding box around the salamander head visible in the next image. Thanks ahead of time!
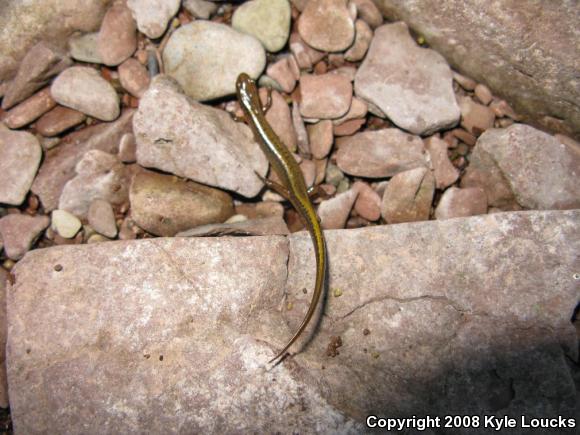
[236,72,261,114]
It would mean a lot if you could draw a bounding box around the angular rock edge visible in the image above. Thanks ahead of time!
[6,210,579,433]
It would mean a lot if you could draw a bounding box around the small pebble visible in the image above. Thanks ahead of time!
[51,209,82,239]
[232,0,291,52]
[344,20,373,62]
[300,73,353,119]
[2,88,56,129]
[474,84,493,105]
[118,133,137,163]
[88,199,118,238]
[266,57,297,93]
[118,58,151,98]
[298,0,355,52]
[98,1,138,66]
[51,66,120,121]
[307,120,333,159]
[0,131,42,206]
[68,32,103,64]
[35,106,86,137]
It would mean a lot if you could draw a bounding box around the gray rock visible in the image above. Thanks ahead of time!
[31,110,134,211]
[68,32,103,64]
[0,0,110,82]
[0,131,42,206]
[1,42,71,110]
[127,0,180,39]
[51,66,120,121]
[129,170,234,237]
[6,210,579,432]
[355,22,460,135]
[232,0,291,52]
[0,214,49,260]
[462,124,580,210]
[59,150,130,218]
[373,0,580,139]
[182,0,218,19]
[336,128,427,177]
[133,76,268,198]
[162,21,266,101]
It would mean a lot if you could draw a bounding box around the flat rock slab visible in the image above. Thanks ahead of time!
[7,211,579,434]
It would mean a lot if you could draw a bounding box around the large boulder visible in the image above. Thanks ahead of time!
[6,210,578,433]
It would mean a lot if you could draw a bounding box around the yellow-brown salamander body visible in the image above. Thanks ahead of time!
[236,73,327,363]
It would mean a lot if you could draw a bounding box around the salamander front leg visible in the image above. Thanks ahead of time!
[254,170,292,201]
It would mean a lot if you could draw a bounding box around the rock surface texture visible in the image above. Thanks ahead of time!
[7,211,579,433]
[373,0,580,139]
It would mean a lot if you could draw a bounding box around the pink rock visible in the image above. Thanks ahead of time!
[98,1,137,66]
[459,97,495,136]
[299,159,316,188]
[307,120,333,159]
[451,128,476,146]
[355,23,460,135]
[118,58,150,98]
[1,42,71,110]
[58,150,130,218]
[297,0,355,52]
[474,84,493,105]
[133,76,267,198]
[266,57,297,93]
[127,0,180,39]
[0,131,42,206]
[35,106,86,137]
[88,199,117,238]
[333,97,368,125]
[351,0,384,29]
[0,214,49,260]
[260,88,297,152]
[462,124,580,210]
[2,88,56,129]
[129,170,234,236]
[489,99,519,120]
[381,167,435,224]
[299,73,352,119]
[336,129,427,178]
[318,187,359,229]
[328,66,357,82]
[452,72,477,91]
[289,32,326,69]
[118,133,137,163]
[333,118,365,136]
[51,66,120,121]
[353,181,381,221]
[435,187,488,219]
[424,136,459,189]
[31,110,134,211]
[291,101,310,155]
[344,20,373,62]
